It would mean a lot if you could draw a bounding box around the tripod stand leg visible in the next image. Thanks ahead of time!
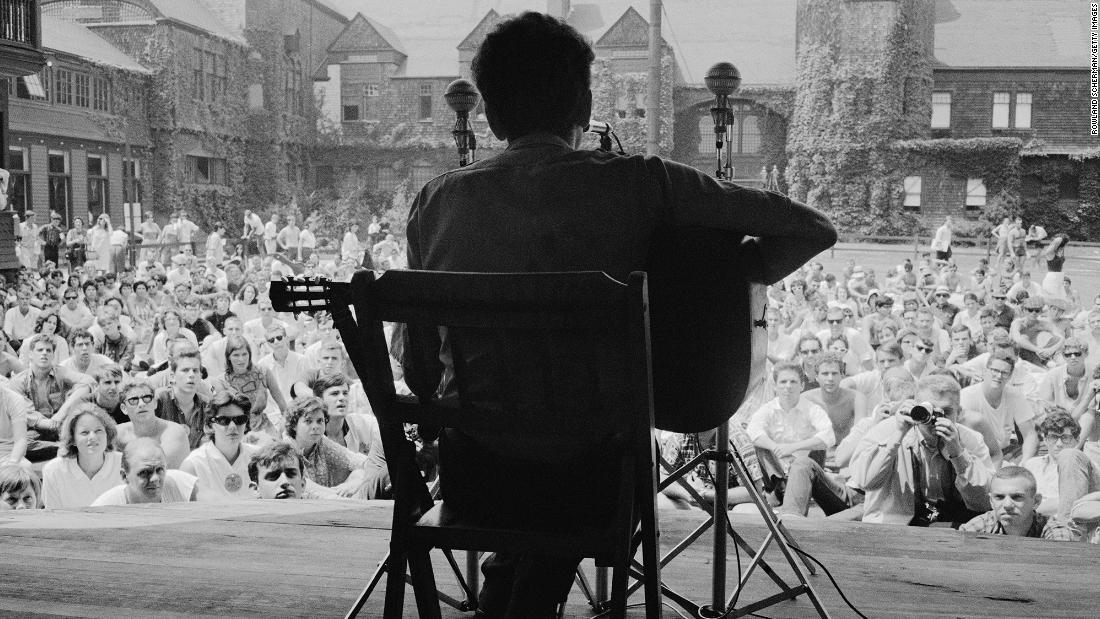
[345,553,389,619]
[712,423,730,612]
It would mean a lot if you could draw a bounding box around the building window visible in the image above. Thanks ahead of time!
[13,68,48,100]
[1015,93,1032,129]
[47,151,72,226]
[965,178,986,210]
[193,49,205,101]
[992,92,1010,129]
[55,69,73,106]
[902,176,922,211]
[931,92,951,128]
[342,105,360,121]
[186,155,227,185]
[366,83,379,97]
[6,147,30,216]
[74,73,90,108]
[87,154,108,217]
[740,116,760,154]
[92,77,110,112]
[122,158,144,232]
[194,49,227,103]
[419,82,433,120]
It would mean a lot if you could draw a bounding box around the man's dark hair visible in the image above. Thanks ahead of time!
[472,12,595,139]
[247,440,305,484]
[310,370,348,398]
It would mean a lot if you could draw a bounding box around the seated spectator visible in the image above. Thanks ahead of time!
[91,437,198,505]
[248,440,327,500]
[952,292,983,337]
[54,364,127,427]
[116,380,190,469]
[4,289,42,351]
[57,288,94,332]
[0,329,27,378]
[310,371,389,498]
[1011,296,1063,366]
[153,349,209,450]
[9,333,94,461]
[848,374,994,526]
[204,292,236,336]
[149,309,198,367]
[0,382,33,470]
[242,297,288,352]
[801,352,866,445]
[1037,337,1091,414]
[180,391,257,502]
[257,324,314,406]
[835,368,917,469]
[19,309,69,364]
[815,306,873,372]
[61,329,114,377]
[41,405,122,509]
[93,312,134,372]
[211,334,289,433]
[959,467,1074,539]
[943,324,981,370]
[1023,409,1079,517]
[841,342,905,410]
[181,300,218,346]
[284,395,376,498]
[903,335,937,382]
[0,464,41,510]
[959,351,1037,465]
[747,361,835,493]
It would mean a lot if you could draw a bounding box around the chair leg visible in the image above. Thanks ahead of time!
[408,545,443,619]
[382,550,408,619]
[639,487,662,618]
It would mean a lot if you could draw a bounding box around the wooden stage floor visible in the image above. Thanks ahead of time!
[0,500,1095,618]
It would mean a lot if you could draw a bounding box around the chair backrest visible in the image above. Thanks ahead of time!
[349,269,655,457]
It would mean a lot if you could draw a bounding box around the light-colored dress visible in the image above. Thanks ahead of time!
[87,226,113,272]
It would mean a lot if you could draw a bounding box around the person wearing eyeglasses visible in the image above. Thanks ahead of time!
[241,296,289,353]
[925,285,960,328]
[959,351,1037,467]
[1018,410,1081,518]
[212,335,289,438]
[179,391,257,502]
[115,380,190,469]
[815,306,873,373]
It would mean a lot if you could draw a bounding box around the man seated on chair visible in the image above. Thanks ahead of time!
[848,374,994,527]
[746,360,835,499]
[959,466,1075,540]
[402,12,836,619]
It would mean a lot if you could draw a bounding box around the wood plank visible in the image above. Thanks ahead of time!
[0,502,1096,618]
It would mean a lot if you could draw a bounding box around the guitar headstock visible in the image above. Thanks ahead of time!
[269,276,338,316]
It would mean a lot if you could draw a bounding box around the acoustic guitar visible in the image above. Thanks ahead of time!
[270,229,768,434]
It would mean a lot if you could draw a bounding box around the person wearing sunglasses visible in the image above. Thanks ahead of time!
[256,325,311,407]
[115,380,190,469]
[1011,296,1064,366]
[925,285,960,329]
[815,307,873,373]
[1037,338,1091,412]
[180,391,257,502]
[212,335,289,438]
[960,351,1037,467]
[904,335,938,382]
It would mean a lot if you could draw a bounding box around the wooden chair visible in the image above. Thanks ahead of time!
[344,269,662,619]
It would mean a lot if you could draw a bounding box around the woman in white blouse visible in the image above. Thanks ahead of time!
[180,391,257,501]
[41,405,122,509]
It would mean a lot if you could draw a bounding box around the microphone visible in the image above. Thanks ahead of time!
[704,62,742,179]
[444,79,480,166]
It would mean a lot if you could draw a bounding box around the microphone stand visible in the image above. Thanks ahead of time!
[634,62,829,619]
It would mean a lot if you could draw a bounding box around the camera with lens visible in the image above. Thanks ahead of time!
[905,402,945,425]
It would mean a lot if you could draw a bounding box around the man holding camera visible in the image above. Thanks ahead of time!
[849,374,994,526]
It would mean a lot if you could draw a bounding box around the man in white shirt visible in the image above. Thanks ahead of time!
[109,227,129,273]
[18,210,39,269]
[90,438,198,505]
[841,342,905,411]
[165,254,192,291]
[276,214,301,261]
[959,351,1037,466]
[816,306,873,372]
[57,289,94,332]
[299,219,317,261]
[1023,410,1079,517]
[243,297,288,352]
[1037,337,1092,413]
[747,361,835,484]
[60,330,115,378]
[256,324,314,405]
[4,290,41,351]
[263,213,279,255]
[175,210,200,251]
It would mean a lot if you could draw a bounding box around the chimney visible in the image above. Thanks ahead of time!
[547,0,571,19]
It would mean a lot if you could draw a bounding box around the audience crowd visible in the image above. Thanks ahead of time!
[3,207,1100,549]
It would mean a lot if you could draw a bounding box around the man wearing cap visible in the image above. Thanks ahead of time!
[1012,297,1064,366]
[926,285,961,327]
[38,212,65,268]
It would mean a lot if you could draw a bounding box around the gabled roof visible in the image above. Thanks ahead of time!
[329,12,408,55]
[594,6,668,49]
[934,0,1090,67]
[457,9,501,51]
[42,15,151,74]
[147,0,246,45]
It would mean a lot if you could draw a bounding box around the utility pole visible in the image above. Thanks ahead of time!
[646,0,661,155]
